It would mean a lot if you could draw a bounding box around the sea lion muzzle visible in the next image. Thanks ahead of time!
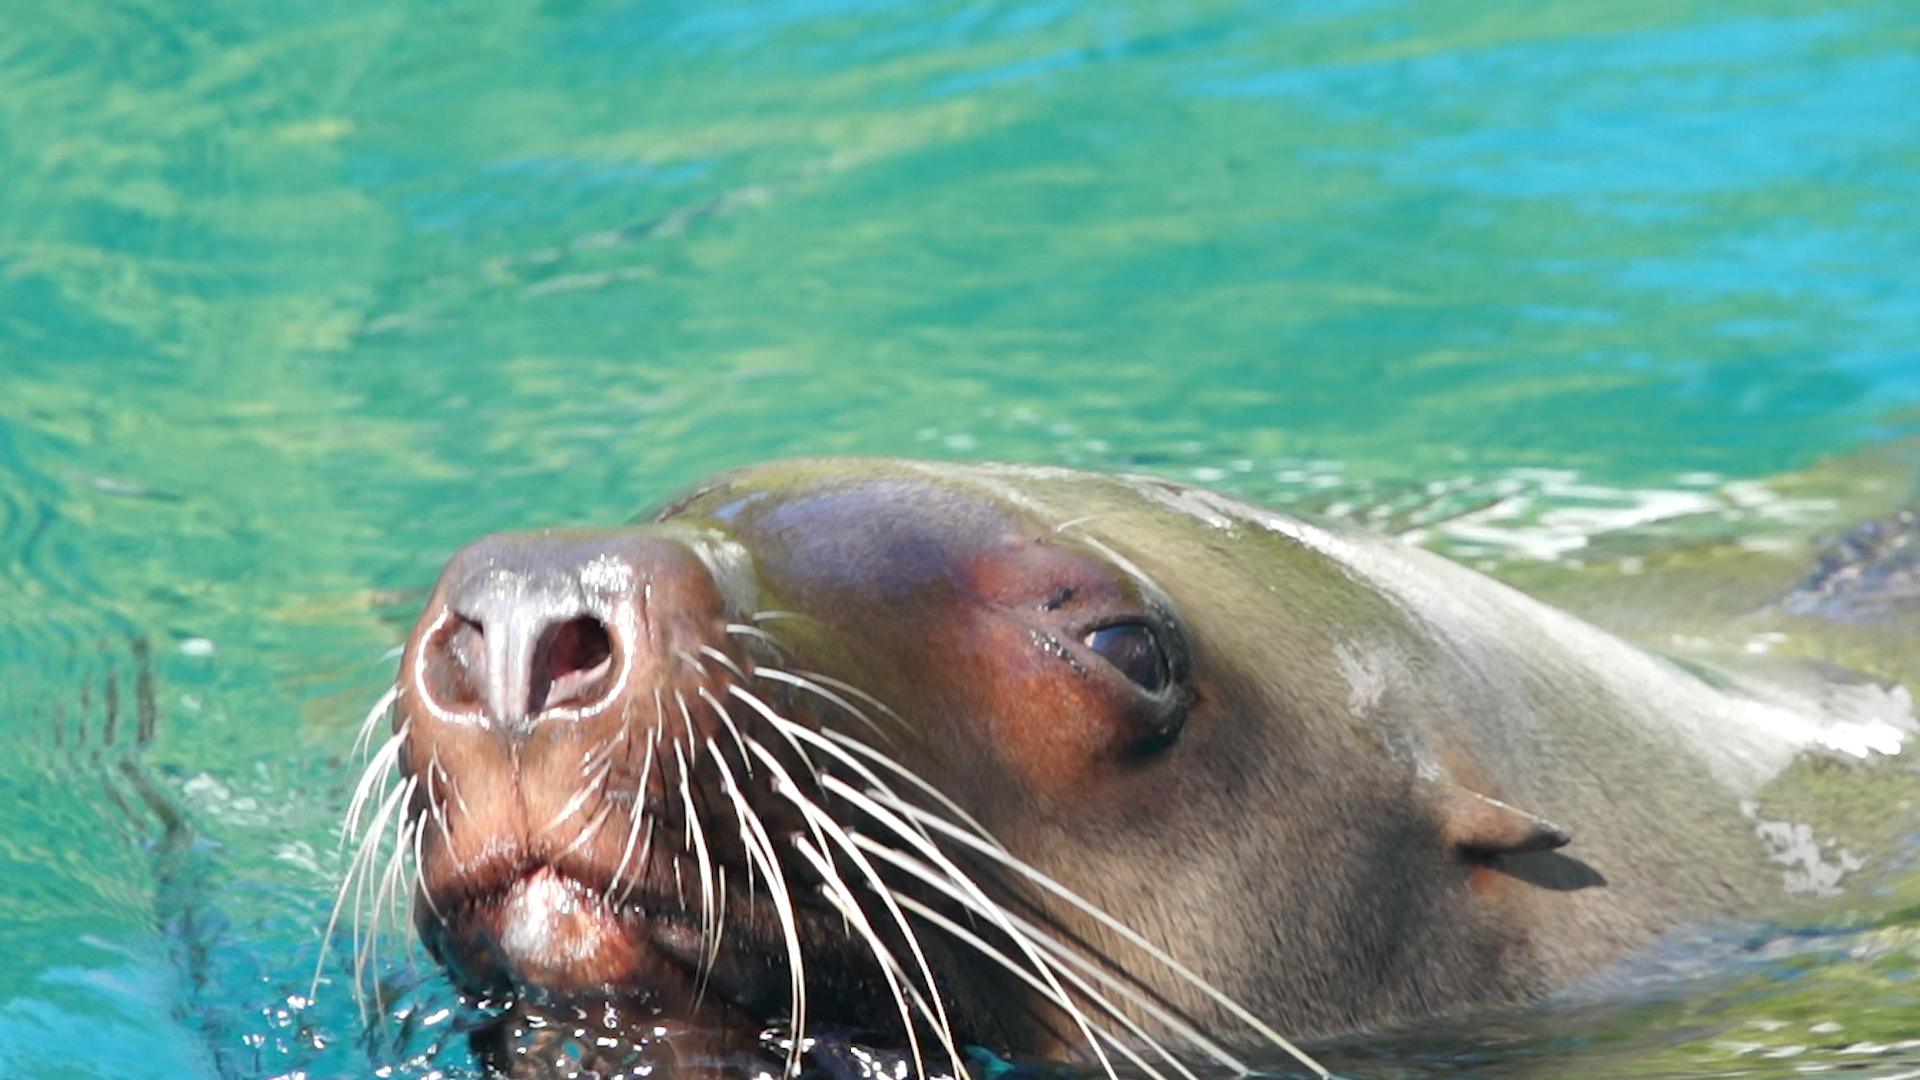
[397,529,807,1012]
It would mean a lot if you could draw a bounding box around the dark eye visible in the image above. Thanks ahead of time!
[1083,622,1169,693]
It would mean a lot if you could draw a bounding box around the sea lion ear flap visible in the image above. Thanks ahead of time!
[1436,783,1573,859]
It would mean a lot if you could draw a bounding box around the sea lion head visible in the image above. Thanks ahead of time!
[357,459,1580,1073]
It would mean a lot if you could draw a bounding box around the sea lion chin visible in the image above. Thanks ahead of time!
[341,457,1913,1077]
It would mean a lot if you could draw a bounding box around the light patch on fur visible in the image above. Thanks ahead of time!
[683,532,761,619]
[578,553,635,595]
[1333,642,1441,779]
[1334,643,1389,718]
[1119,477,1243,531]
[1741,801,1867,897]
[501,870,610,968]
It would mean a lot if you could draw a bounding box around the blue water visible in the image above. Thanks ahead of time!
[0,0,1916,1076]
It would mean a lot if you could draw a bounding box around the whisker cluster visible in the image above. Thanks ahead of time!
[315,683,422,1015]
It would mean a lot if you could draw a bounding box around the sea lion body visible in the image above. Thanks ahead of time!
[369,459,1915,1073]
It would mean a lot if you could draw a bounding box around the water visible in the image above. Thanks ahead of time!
[0,0,1916,1076]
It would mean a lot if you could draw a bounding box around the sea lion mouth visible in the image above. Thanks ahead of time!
[429,861,652,997]
[432,858,795,1021]
[481,867,635,978]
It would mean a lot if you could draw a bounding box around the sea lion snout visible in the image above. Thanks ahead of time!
[393,527,798,1002]
[407,529,733,736]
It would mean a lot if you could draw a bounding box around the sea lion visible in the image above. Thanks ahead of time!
[337,458,1915,1078]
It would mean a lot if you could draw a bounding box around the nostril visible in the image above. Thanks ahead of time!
[420,614,488,713]
[530,616,615,714]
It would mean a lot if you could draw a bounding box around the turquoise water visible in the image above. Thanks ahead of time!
[1,0,1917,1076]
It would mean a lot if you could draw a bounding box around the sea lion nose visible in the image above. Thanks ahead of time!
[413,542,622,732]
[455,593,615,730]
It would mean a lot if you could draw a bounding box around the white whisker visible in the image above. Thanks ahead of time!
[724,622,788,652]
[890,893,1157,1080]
[351,685,400,761]
[871,840,1233,1078]
[875,793,1330,1078]
[698,684,755,776]
[411,799,442,922]
[552,796,618,860]
[752,667,898,745]
[610,719,662,903]
[354,773,417,1016]
[697,642,749,682]
[709,741,810,1077]
[315,754,408,1007]
[813,724,999,848]
[1009,916,1247,1076]
[790,668,915,736]
[536,753,616,837]
[756,743,964,1080]
[725,684,825,785]
[788,833,942,1080]
[819,776,1118,1080]
[425,753,456,853]
[342,726,407,854]
[673,738,723,991]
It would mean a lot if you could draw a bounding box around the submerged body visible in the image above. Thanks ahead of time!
[355,459,1916,1076]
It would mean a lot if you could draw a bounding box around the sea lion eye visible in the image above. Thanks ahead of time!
[1083,622,1169,693]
